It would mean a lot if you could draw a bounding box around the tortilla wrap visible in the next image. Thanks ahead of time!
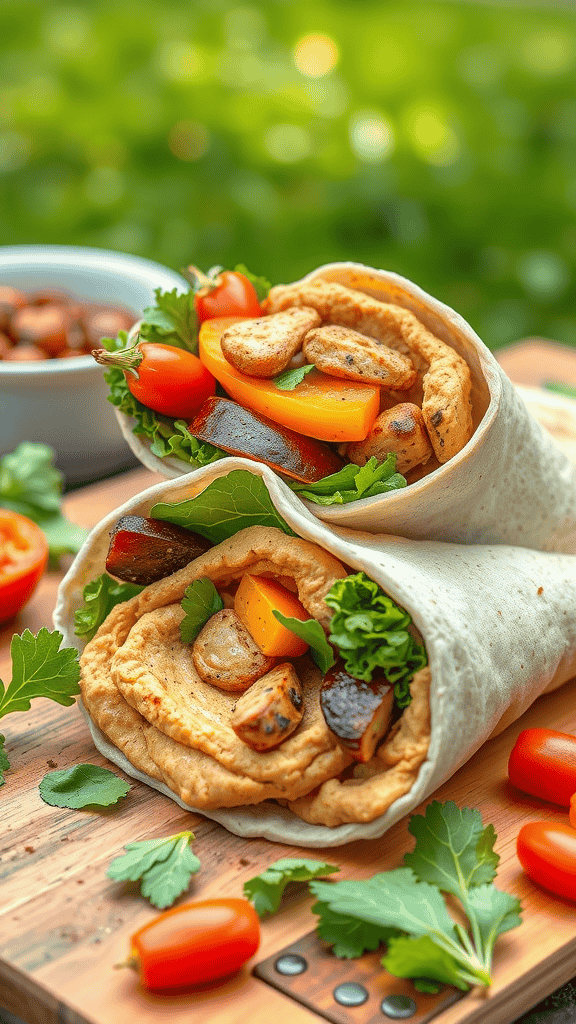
[115,262,576,552]
[54,460,576,847]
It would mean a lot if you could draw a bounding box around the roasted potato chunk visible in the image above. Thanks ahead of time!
[346,403,433,475]
[303,324,416,389]
[220,306,321,377]
[192,609,276,692]
[320,663,394,762]
[231,663,303,751]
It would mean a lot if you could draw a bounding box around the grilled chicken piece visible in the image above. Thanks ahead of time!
[106,515,211,585]
[303,324,416,389]
[192,609,276,692]
[320,663,394,762]
[220,306,321,377]
[346,403,433,475]
[231,663,303,751]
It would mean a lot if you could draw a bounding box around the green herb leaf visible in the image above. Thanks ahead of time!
[0,629,80,719]
[289,456,406,506]
[325,572,427,702]
[544,381,576,401]
[312,901,399,958]
[107,831,200,909]
[233,264,272,302]
[151,470,295,544]
[383,935,472,991]
[0,443,88,560]
[139,288,199,352]
[273,364,315,391]
[0,735,10,787]
[404,802,499,898]
[244,858,339,917]
[465,884,522,964]
[272,612,335,675]
[180,578,224,643]
[74,573,144,643]
[39,764,130,808]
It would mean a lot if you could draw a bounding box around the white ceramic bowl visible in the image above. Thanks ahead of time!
[0,246,188,484]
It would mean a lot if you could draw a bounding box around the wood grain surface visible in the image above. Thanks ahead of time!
[2,343,576,1024]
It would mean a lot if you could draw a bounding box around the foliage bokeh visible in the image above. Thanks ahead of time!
[1,0,576,349]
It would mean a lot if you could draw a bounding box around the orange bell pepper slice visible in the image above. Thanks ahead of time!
[234,574,310,657]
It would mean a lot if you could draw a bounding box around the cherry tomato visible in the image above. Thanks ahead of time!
[195,271,261,322]
[128,898,260,991]
[517,821,576,901]
[94,342,216,419]
[508,728,576,807]
[0,510,48,623]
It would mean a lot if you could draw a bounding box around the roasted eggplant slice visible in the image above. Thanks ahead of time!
[320,663,394,762]
[106,515,211,585]
[231,662,303,751]
[190,396,344,483]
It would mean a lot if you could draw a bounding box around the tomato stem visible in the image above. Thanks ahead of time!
[184,265,222,294]
[114,955,139,972]
[92,343,143,377]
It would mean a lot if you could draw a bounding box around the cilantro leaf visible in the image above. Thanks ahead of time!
[39,764,130,808]
[0,629,80,719]
[273,364,315,391]
[233,264,272,302]
[74,573,144,643]
[466,885,522,964]
[180,578,224,644]
[404,802,499,898]
[0,443,88,560]
[289,455,406,506]
[139,288,199,352]
[107,831,200,909]
[244,858,339,917]
[312,901,398,958]
[383,935,472,991]
[0,735,10,787]
[325,572,427,704]
[272,612,335,675]
[151,470,296,544]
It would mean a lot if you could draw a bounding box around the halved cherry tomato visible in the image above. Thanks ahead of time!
[517,821,576,901]
[194,270,261,322]
[0,510,48,623]
[508,728,576,807]
[570,793,576,830]
[127,897,260,991]
[93,342,216,419]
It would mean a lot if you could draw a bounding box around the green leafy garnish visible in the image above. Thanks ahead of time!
[180,578,224,643]
[74,573,144,643]
[273,364,315,391]
[138,287,199,352]
[151,469,295,544]
[233,263,272,302]
[272,612,335,675]
[39,764,130,808]
[0,443,88,560]
[310,801,522,991]
[244,858,339,917]
[289,455,406,506]
[325,572,427,705]
[107,830,200,908]
[544,381,576,400]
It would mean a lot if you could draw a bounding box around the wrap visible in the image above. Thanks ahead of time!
[54,460,576,847]
[116,262,576,552]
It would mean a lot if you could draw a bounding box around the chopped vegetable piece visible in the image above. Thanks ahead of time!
[234,574,310,657]
[189,396,344,483]
[39,764,130,808]
[517,821,576,901]
[187,266,262,322]
[106,515,210,585]
[198,317,380,442]
[244,858,339,917]
[0,509,48,623]
[124,898,260,990]
[508,728,576,807]
[107,831,200,909]
[93,341,216,419]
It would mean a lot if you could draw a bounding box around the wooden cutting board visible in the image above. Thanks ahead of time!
[2,346,576,1024]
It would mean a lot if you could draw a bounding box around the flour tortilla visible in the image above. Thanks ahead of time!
[54,460,576,846]
[115,262,576,552]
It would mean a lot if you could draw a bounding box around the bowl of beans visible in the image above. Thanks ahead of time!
[0,246,188,484]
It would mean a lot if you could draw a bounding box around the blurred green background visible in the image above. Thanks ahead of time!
[1,0,576,350]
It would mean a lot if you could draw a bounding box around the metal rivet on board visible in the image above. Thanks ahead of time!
[274,954,308,975]
[333,982,369,1006]
[381,994,418,1018]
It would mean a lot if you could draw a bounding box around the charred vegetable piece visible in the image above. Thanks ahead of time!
[192,609,276,692]
[231,663,303,751]
[190,396,344,483]
[320,662,394,762]
[106,515,211,585]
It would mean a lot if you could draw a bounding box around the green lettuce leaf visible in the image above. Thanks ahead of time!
[39,764,130,808]
[289,455,406,506]
[74,573,144,642]
[244,858,339,917]
[180,578,224,644]
[272,611,335,675]
[139,287,199,352]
